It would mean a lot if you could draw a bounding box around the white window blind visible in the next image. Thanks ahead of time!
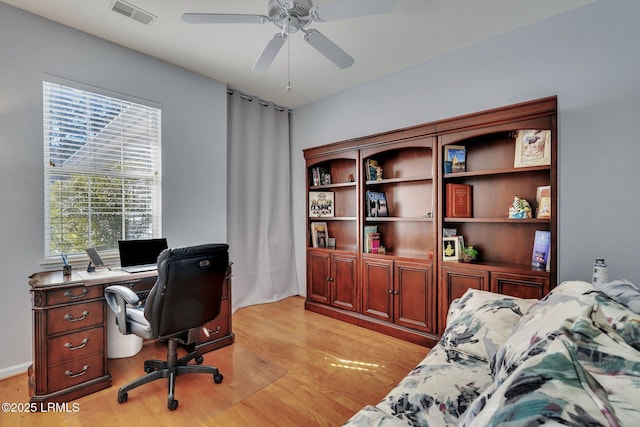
[43,81,162,258]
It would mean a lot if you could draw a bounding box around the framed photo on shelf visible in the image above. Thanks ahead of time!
[442,236,462,261]
[536,185,551,219]
[514,130,551,167]
[309,191,334,217]
[445,145,466,173]
[366,191,389,217]
[310,222,328,248]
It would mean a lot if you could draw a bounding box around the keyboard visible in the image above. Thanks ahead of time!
[122,263,157,273]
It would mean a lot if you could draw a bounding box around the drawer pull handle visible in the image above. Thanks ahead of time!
[64,311,89,322]
[64,289,88,299]
[64,365,89,378]
[64,338,88,351]
[203,325,221,337]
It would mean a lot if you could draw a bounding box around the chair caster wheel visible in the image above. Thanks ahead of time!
[144,362,155,373]
[118,392,128,404]
[168,398,179,411]
[214,373,224,384]
[195,355,204,365]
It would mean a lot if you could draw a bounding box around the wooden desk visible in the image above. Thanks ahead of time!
[28,267,233,405]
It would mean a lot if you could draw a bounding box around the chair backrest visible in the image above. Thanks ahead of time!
[143,243,229,339]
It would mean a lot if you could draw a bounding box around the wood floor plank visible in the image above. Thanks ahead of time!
[0,296,428,426]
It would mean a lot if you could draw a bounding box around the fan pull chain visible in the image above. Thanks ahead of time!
[286,16,292,92]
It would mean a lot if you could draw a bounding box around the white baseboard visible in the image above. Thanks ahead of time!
[0,362,31,380]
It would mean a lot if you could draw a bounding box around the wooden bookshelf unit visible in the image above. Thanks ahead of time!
[304,96,557,345]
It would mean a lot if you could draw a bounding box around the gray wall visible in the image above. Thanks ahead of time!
[292,0,640,294]
[0,3,227,375]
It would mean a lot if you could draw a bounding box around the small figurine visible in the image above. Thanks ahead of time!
[376,166,383,181]
[508,195,532,219]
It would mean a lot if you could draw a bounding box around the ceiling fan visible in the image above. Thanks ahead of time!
[182,0,397,72]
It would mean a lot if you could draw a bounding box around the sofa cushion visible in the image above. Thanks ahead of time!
[440,289,537,363]
[374,345,493,427]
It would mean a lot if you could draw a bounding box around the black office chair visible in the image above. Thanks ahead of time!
[104,243,229,410]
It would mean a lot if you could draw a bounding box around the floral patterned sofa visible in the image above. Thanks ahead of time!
[344,280,640,426]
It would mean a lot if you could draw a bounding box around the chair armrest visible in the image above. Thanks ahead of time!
[104,285,140,335]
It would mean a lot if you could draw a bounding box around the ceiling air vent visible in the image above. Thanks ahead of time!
[111,0,156,26]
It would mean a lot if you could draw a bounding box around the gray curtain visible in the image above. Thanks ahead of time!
[227,90,299,311]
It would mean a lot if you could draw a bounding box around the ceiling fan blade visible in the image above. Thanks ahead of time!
[182,13,270,24]
[252,33,288,72]
[311,0,396,22]
[303,29,354,69]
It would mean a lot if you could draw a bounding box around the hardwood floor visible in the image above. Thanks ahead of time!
[0,296,429,426]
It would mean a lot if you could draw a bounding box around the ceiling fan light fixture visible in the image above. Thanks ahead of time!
[183,0,396,71]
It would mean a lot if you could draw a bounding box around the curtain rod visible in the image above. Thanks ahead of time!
[227,88,289,113]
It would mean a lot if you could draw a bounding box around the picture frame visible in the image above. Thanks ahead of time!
[366,191,389,217]
[310,222,328,248]
[536,185,551,219]
[442,236,463,261]
[445,145,466,173]
[309,191,334,217]
[514,130,551,168]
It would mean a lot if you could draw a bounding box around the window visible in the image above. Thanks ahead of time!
[43,80,161,258]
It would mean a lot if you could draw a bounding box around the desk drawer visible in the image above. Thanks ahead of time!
[47,327,104,365]
[47,353,104,393]
[46,301,104,335]
[47,285,104,306]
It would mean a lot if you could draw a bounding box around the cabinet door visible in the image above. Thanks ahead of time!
[394,261,433,333]
[440,266,489,332]
[361,257,394,321]
[307,251,331,304]
[490,272,549,300]
[330,253,357,312]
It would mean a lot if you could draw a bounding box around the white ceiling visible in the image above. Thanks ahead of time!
[2,0,593,108]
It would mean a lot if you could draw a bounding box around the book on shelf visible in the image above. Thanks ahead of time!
[310,222,328,248]
[445,183,472,218]
[363,225,378,253]
[311,167,330,186]
[365,159,379,181]
[536,185,551,219]
[369,232,381,254]
[366,191,389,217]
[531,230,551,270]
[309,191,334,217]
[445,145,466,173]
